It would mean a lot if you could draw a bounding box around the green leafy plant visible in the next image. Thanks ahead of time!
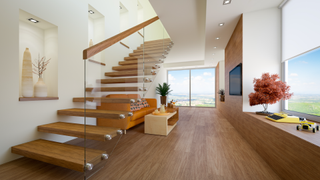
[218,89,225,95]
[156,82,172,96]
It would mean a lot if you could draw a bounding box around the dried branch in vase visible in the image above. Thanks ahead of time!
[32,55,51,78]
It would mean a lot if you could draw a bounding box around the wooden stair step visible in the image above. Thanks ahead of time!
[137,46,171,51]
[128,53,165,58]
[11,139,106,172]
[119,59,161,65]
[58,108,132,119]
[112,64,159,71]
[86,87,142,92]
[98,77,144,84]
[129,51,168,57]
[140,43,172,48]
[38,122,121,141]
[73,97,136,103]
[144,38,171,44]
[124,56,162,61]
[104,70,155,77]
[144,40,172,45]
[134,48,169,53]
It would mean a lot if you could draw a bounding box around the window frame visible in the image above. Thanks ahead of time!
[166,67,216,108]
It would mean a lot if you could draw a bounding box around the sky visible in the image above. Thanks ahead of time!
[168,68,215,94]
[288,47,320,95]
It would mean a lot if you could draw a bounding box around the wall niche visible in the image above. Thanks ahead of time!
[19,9,58,100]
[88,4,105,63]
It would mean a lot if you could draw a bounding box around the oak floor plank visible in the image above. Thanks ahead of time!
[0,107,280,180]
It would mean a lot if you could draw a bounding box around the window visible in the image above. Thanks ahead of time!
[281,0,320,121]
[284,47,320,118]
[167,68,215,107]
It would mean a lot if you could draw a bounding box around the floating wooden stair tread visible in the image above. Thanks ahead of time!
[129,51,168,57]
[86,87,140,92]
[129,53,165,58]
[38,122,120,141]
[140,42,172,47]
[134,49,169,53]
[144,38,171,43]
[124,56,162,61]
[119,59,160,65]
[57,108,132,119]
[98,78,144,84]
[112,64,157,71]
[105,70,154,77]
[11,139,106,172]
[137,46,171,51]
[73,97,135,103]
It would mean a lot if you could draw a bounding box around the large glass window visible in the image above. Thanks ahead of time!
[285,47,320,117]
[168,68,215,107]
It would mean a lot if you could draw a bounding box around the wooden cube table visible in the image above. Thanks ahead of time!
[144,111,178,136]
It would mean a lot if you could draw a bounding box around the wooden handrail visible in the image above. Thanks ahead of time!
[83,16,159,59]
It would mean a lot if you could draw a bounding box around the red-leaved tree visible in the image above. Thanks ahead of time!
[249,73,293,112]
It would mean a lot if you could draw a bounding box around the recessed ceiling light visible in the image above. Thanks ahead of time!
[213,53,215,55]
[28,18,39,23]
[120,6,122,9]
[216,37,220,40]
[214,47,217,49]
[88,10,94,14]
[223,0,232,5]
[219,23,225,26]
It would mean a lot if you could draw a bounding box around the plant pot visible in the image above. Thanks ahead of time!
[160,96,167,105]
[220,95,225,102]
[34,78,47,97]
[255,111,273,116]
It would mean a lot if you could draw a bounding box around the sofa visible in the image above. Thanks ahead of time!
[96,94,157,133]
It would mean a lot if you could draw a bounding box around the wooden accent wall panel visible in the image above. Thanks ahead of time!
[218,14,243,118]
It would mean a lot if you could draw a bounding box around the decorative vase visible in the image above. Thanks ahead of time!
[34,77,47,97]
[220,95,225,102]
[160,105,166,114]
[160,96,167,105]
[89,39,93,47]
[21,48,34,97]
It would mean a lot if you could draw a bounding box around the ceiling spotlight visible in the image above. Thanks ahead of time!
[28,18,39,23]
[214,47,217,49]
[213,53,215,55]
[219,23,224,26]
[88,10,94,14]
[120,6,122,9]
[216,37,220,40]
[223,0,232,5]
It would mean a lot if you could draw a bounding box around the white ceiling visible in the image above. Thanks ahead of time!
[88,4,104,19]
[150,0,283,66]
[19,9,57,30]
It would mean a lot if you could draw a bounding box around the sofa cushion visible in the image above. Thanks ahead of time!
[143,107,156,115]
[131,109,146,121]
[127,94,141,99]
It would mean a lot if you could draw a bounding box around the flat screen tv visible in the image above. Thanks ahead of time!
[229,63,242,96]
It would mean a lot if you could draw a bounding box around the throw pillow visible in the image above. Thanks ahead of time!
[142,99,150,107]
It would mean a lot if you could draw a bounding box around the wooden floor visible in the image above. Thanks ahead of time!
[0,107,280,180]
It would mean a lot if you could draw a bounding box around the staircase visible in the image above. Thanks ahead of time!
[11,38,174,174]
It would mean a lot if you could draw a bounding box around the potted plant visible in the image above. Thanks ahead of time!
[156,82,172,105]
[218,89,225,102]
[249,73,293,115]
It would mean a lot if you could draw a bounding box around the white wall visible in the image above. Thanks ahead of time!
[242,7,281,112]
[218,60,225,91]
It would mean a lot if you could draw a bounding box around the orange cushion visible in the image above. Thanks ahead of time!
[127,94,141,99]
[106,94,129,98]
[143,107,156,114]
[131,109,146,121]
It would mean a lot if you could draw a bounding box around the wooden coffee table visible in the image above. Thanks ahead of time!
[144,110,178,136]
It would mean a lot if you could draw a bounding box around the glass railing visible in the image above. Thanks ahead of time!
[82,17,172,179]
